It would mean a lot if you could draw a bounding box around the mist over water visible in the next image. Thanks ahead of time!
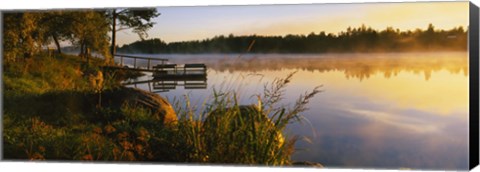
[122,52,468,170]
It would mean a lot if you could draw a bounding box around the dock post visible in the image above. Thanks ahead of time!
[148,81,152,92]
[120,56,124,66]
[147,59,151,70]
[134,58,137,69]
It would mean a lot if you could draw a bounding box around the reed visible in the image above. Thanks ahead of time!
[169,72,322,165]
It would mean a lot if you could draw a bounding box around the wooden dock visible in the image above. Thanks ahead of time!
[112,54,169,72]
[152,63,207,79]
[112,54,208,92]
[109,54,207,77]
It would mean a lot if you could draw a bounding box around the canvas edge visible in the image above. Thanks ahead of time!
[469,1,480,170]
[0,11,4,161]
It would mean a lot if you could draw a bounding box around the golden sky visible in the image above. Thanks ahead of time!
[117,1,469,45]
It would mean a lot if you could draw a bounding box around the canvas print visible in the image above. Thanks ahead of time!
[1,1,472,171]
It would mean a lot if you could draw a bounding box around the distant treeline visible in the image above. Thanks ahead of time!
[117,24,467,54]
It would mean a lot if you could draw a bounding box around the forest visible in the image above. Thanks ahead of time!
[117,24,467,54]
[2,9,158,64]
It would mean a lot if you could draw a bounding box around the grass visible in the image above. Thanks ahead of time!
[170,72,321,165]
[2,52,322,165]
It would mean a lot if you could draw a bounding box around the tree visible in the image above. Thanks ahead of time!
[70,10,111,64]
[39,11,75,54]
[3,12,45,63]
[108,8,160,56]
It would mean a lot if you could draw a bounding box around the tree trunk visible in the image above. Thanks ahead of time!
[110,10,117,56]
[86,46,90,64]
[52,33,62,54]
[79,39,85,58]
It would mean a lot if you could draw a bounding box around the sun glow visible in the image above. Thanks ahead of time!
[118,1,468,45]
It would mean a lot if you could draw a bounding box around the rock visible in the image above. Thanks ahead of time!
[101,87,177,124]
[292,161,324,168]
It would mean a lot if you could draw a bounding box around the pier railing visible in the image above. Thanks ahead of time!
[113,54,169,71]
[111,54,208,92]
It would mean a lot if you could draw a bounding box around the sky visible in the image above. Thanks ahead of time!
[116,1,469,46]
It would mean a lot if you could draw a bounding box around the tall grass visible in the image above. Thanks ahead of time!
[171,72,322,165]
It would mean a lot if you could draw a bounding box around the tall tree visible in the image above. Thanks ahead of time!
[39,11,75,54]
[108,8,160,56]
[70,10,111,64]
[3,12,45,63]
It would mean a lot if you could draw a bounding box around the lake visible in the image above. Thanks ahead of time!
[120,52,469,170]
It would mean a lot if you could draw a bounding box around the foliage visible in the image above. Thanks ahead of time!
[3,10,113,65]
[108,8,160,55]
[3,12,46,62]
[38,11,75,54]
[117,24,467,54]
[69,10,112,63]
[2,54,160,161]
[3,53,89,94]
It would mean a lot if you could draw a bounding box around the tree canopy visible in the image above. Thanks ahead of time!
[2,9,160,64]
[3,12,45,62]
[117,24,467,54]
[70,10,111,63]
[108,8,160,56]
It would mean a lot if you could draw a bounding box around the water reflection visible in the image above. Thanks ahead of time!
[161,52,468,81]
[126,52,468,170]
[124,77,207,93]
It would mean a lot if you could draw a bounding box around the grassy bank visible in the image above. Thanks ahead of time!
[2,53,320,165]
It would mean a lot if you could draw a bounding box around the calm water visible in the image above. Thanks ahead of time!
[121,52,469,170]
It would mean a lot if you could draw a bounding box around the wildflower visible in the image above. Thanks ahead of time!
[117,132,129,140]
[136,128,150,142]
[30,153,45,160]
[93,127,102,134]
[112,147,121,160]
[113,147,121,155]
[104,125,116,134]
[135,144,144,156]
[125,151,135,161]
[147,152,154,159]
[38,146,46,152]
[82,154,93,160]
[120,141,133,150]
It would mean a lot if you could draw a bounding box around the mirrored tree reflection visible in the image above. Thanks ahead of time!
[163,52,467,81]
